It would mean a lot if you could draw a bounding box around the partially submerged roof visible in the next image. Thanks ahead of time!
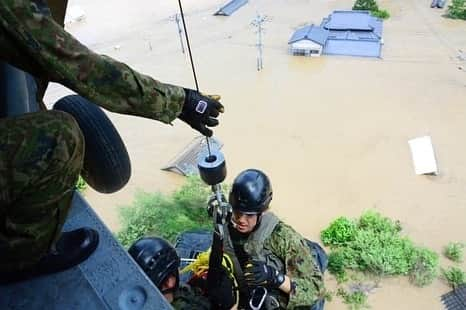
[327,29,381,41]
[316,10,384,57]
[322,10,383,37]
[162,136,223,176]
[214,0,248,16]
[288,24,329,46]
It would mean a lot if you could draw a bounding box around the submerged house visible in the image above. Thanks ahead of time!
[321,10,383,57]
[214,0,248,16]
[288,10,383,58]
[288,25,329,56]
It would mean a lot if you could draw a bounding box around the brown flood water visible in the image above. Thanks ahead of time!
[45,0,466,308]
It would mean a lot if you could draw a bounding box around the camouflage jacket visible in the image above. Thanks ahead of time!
[227,214,324,309]
[0,0,185,124]
[266,222,324,309]
[172,285,211,310]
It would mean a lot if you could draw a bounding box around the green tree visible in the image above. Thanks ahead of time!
[116,176,213,247]
[447,0,466,19]
[322,211,439,287]
[352,0,390,19]
[353,0,379,12]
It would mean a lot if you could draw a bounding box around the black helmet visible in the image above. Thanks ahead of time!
[229,169,273,214]
[128,237,180,289]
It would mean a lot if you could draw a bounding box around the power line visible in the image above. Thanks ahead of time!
[251,13,269,71]
[169,13,185,54]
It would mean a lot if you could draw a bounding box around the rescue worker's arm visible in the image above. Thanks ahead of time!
[267,223,324,308]
[0,0,183,124]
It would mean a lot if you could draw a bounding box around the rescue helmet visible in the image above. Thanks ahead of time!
[128,237,180,289]
[229,169,273,214]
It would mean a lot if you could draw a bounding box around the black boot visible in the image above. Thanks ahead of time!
[0,227,99,285]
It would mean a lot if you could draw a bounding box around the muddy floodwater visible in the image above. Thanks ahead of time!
[44,0,466,308]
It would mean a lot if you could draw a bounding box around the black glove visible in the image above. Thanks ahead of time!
[244,260,286,288]
[178,88,224,137]
[208,267,237,310]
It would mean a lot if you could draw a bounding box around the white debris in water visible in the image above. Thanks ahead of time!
[408,136,439,175]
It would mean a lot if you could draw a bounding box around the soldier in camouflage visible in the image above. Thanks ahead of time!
[128,237,237,310]
[225,169,326,309]
[0,0,223,282]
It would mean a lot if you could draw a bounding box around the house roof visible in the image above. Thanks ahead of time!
[288,24,329,45]
[322,10,383,37]
[327,30,380,41]
[214,0,248,16]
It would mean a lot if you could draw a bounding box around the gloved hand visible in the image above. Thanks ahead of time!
[208,267,237,310]
[244,260,286,288]
[178,88,224,137]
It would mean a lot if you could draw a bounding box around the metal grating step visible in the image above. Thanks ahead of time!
[441,284,466,310]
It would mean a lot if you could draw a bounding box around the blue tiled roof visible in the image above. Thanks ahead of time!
[369,16,383,38]
[288,24,329,45]
[322,10,382,34]
[327,30,380,41]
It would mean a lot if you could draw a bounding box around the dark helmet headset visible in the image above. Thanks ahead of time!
[229,169,273,214]
[128,237,180,292]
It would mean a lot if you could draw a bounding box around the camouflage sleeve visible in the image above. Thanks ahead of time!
[0,0,184,124]
[266,222,324,309]
[172,286,211,310]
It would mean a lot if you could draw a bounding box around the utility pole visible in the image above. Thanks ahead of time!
[251,13,268,71]
[169,13,185,54]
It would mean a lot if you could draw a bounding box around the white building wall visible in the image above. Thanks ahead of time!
[290,40,323,57]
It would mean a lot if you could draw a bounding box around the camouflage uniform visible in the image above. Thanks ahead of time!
[0,0,185,122]
[0,110,83,272]
[225,212,324,309]
[172,285,211,310]
[0,0,185,272]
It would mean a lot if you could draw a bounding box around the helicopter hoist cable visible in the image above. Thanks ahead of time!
[176,0,213,157]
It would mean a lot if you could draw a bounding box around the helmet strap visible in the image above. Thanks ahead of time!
[161,287,176,294]
[252,212,263,232]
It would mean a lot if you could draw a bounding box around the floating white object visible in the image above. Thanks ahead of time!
[65,6,86,24]
[408,136,438,175]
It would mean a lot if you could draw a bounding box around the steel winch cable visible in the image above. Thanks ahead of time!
[177,0,212,158]
[177,5,234,307]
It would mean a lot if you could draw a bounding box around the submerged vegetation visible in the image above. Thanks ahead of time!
[447,0,466,20]
[353,0,390,19]
[442,266,466,289]
[322,211,442,308]
[337,288,370,310]
[321,210,439,286]
[443,242,464,262]
[117,176,212,248]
